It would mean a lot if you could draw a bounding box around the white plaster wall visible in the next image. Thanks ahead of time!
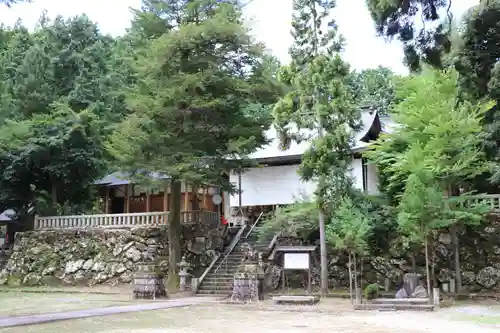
[229,157,379,208]
[229,165,316,207]
[366,163,379,195]
[350,158,363,191]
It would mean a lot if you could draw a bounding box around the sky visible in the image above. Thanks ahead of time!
[0,0,479,74]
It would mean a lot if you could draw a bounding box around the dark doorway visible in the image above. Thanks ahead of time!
[111,197,125,214]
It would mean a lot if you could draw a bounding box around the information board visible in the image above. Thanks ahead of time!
[284,252,309,270]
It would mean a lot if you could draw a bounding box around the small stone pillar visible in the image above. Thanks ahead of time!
[384,278,390,291]
[191,277,199,293]
[449,278,456,294]
[433,288,440,307]
[355,288,362,305]
[178,256,191,292]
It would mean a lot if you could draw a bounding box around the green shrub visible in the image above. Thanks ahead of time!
[364,283,379,300]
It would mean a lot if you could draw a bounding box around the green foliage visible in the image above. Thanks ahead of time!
[257,199,318,241]
[326,196,372,255]
[273,0,358,208]
[346,66,397,114]
[108,0,278,192]
[352,193,398,255]
[454,1,500,184]
[368,69,493,203]
[0,15,130,218]
[366,0,454,71]
[369,68,492,242]
[364,283,379,300]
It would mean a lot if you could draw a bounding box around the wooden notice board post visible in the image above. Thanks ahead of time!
[277,246,316,294]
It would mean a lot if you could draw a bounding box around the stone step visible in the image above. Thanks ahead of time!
[216,260,259,265]
[354,303,435,312]
[370,298,429,305]
[202,277,234,282]
[196,289,231,295]
[200,280,233,287]
[195,293,229,298]
[198,285,232,291]
[273,295,319,305]
[204,272,237,277]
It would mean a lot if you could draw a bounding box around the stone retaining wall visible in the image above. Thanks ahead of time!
[0,223,227,286]
[264,218,500,293]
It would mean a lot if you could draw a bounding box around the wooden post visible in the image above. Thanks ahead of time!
[105,186,110,214]
[124,184,130,213]
[163,184,169,211]
[184,182,189,211]
[146,189,150,212]
[202,188,207,210]
[282,254,286,289]
[307,252,312,294]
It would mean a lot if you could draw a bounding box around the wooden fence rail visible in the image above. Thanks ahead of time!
[465,194,500,211]
[34,210,219,230]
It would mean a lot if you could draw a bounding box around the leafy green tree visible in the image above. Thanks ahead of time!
[0,104,104,218]
[273,0,358,296]
[0,15,128,221]
[366,0,455,71]
[368,69,492,293]
[108,0,278,290]
[346,66,397,114]
[397,170,442,303]
[257,200,318,242]
[453,1,500,186]
[326,196,372,303]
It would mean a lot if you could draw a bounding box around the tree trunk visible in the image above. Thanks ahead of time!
[51,182,58,215]
[353,252,358,292]
[166,179,182,292]
[430,236,437,288]
[348,251,353,304]
[424,235,432,305]
[410,252,417,273]
[450,224,461,293]
[360,256,364,302]
[191,185,199,211]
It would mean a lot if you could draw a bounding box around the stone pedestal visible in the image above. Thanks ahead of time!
[449,278,456,293]
[433,287,440,306]
[133,262,166,299]
[395,273,426,298]
[384,278,390,291]
[231,276,260,303]
[355,287,362,305]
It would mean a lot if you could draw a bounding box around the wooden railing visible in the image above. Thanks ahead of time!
[34,210,218,230]
[465,194,500,211]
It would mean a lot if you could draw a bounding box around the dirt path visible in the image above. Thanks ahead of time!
[349,311,499,333]
[0,297,217,329]
[1,298,498,333]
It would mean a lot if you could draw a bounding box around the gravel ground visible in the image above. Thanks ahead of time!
[1,299,499,333]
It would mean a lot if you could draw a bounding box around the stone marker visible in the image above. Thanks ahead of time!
[395,273,426,299]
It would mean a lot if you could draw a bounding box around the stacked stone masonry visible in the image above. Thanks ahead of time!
[0,223,226,287]
[264,218,500,293]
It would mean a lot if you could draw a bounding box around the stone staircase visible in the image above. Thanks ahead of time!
[195,226,274,297]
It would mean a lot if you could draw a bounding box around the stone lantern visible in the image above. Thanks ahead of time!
[178,256,191,292]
